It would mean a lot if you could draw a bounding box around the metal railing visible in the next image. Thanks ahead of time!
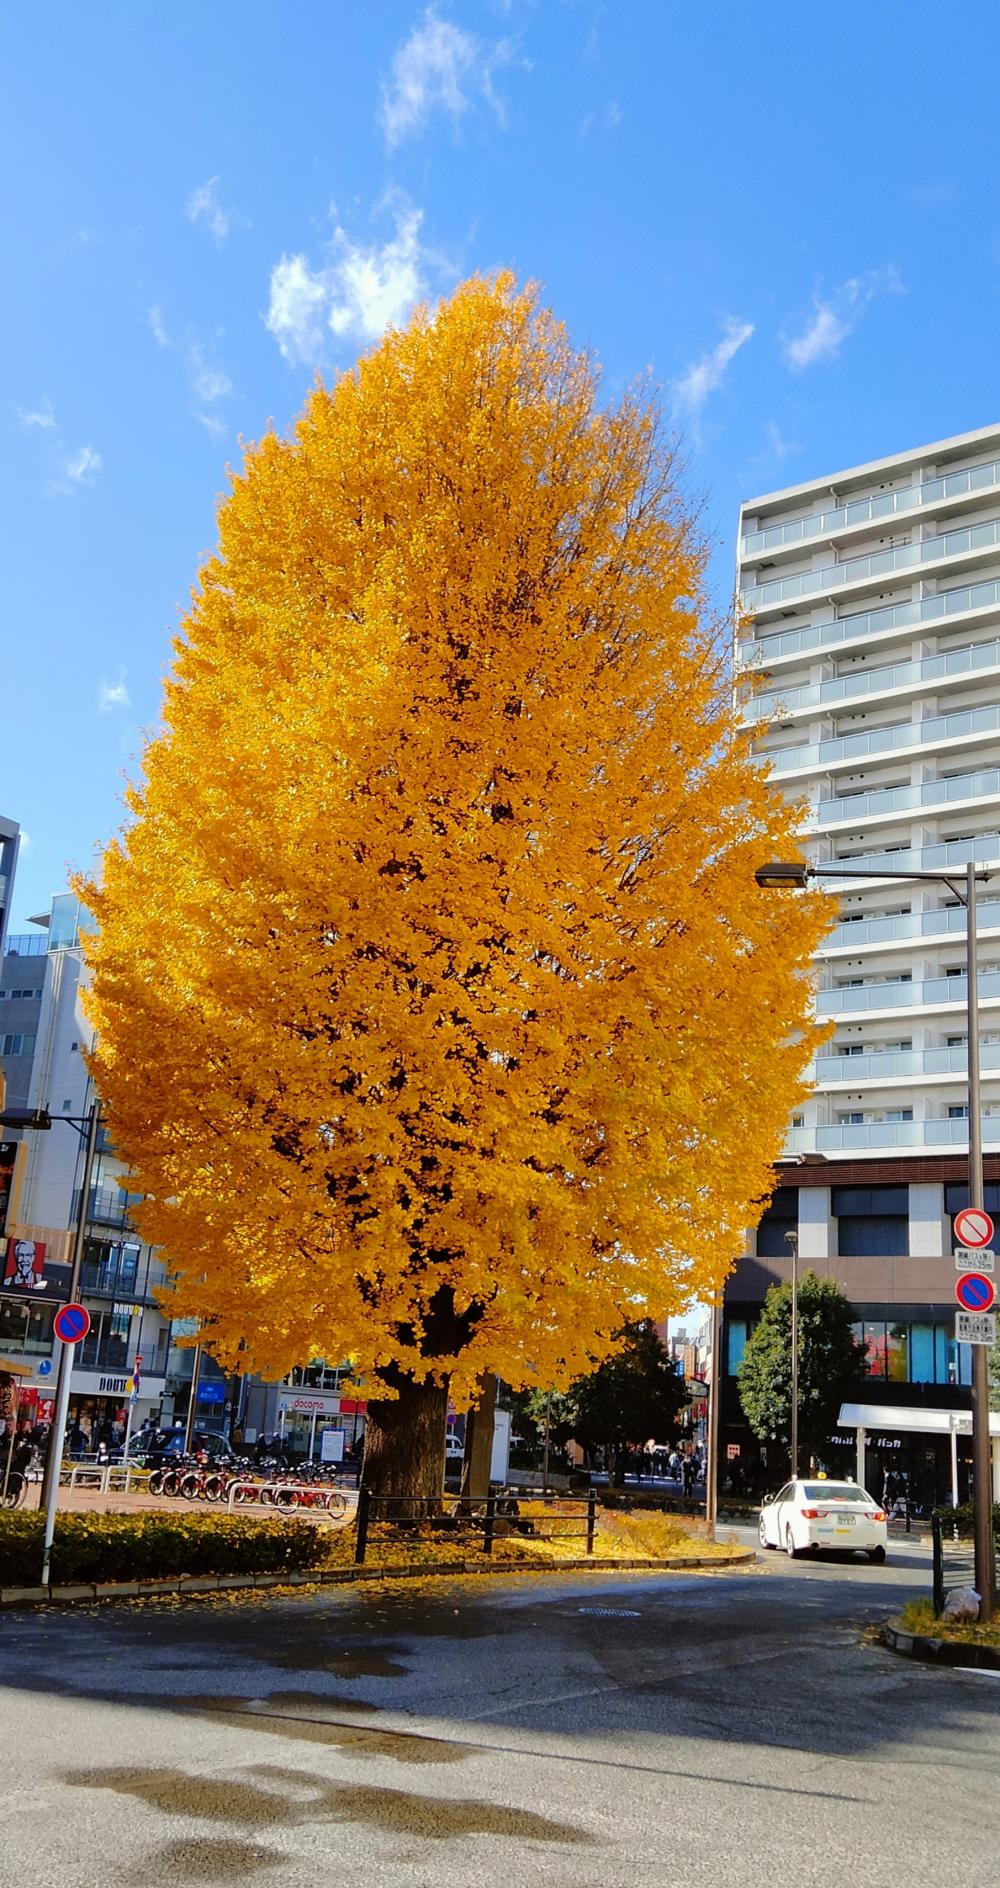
[817,768,1000,827]
[931,1512,999,1614]
[745,575,1000,669]
[352,1487,598,1564]
[749,636,1000,721]
[771,700,1000,776]
[744,515,1000,610]
[741,457,1000,558]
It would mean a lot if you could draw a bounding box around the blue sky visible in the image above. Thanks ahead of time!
[6,0,1000,926]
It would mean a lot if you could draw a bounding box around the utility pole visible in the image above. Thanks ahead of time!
[965,862,996,1621]
[785,1229,799,1481]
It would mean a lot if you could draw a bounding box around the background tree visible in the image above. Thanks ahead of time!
[568,1320,688,1483]
[81,275,828,1498]
[738,1274,866,1475]
[989,1332,1000,1413]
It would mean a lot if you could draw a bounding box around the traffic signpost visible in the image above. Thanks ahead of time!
[956,1272,997,1314]
[41,1300,93,1586]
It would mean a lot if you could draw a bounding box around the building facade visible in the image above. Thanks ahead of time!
[1,893,174,1448]
[726,422,1000,1499]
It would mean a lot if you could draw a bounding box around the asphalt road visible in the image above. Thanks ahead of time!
[1,1532,997,1888]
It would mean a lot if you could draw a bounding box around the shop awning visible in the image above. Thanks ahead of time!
[838,1402,1000,1438]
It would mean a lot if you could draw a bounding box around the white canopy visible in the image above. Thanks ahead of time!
[837,1402,1000,1438]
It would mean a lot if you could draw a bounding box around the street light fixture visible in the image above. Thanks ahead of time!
[758,855,996,1621]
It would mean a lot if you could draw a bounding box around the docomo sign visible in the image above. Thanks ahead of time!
[277,1394,341,1416]
[953,1207,995,1249]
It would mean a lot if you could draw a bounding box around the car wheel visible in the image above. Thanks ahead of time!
[758,1515,770,1549]
[868,1545,886,1564]
[785,1525,800,1559]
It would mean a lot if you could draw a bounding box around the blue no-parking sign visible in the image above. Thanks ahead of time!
[53,1301,91,1344]
[955,1271,996,1314]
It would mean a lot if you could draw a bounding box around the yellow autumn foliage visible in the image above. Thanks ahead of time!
[80,275,827,1404]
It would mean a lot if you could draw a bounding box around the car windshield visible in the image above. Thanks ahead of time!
[802,1483,871,1503]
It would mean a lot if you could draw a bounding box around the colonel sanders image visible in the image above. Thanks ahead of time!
[5,1239,46,1290]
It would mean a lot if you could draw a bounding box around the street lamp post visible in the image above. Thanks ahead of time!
[785,1230,799,1480]
[756,858,997,1621]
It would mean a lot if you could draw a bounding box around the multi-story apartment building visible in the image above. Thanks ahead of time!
[1,893,175,1448]
[723,422,1000,1501]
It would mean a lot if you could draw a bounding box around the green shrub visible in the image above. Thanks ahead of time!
[931,1502,1000,1534]
[0,1510,330,1588]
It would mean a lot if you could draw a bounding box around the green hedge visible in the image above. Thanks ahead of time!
[932,1503,1000,1534]
[0,1510,330,1588]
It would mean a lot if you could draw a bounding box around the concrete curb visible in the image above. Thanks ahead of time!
[0,1546,753,1611]
[882,1618,1000,1670]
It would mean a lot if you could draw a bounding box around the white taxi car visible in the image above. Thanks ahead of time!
[758,1479,888,1562]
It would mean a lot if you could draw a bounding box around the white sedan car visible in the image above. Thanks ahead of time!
[758,1479,888,1562]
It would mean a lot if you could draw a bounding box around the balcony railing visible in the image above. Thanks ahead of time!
[771,700,1000,776]
[817,969,1000,1017]
[75,1334,169,1375]
[742,576,1000,670]
[817,768,1000,828]
[825,899,1000,951]
[743,516,1000,611]
[784,1117,1000,1154]
[826,831,1000,881]
[749,637,1000,721]
[741,456,1000,558]
[814,1042,1000,1084]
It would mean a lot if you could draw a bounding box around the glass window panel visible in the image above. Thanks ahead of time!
[863,1322,888,1377]
[910,1324,935,1383]
[886,1323,908,1383]
[727,1320,748,1375]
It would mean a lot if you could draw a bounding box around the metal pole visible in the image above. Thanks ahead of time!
[541,1392,551,1493]
[786,1230,799,1480]
[705,1295,721,1539]
[40,1335,76,1586]
[183,1343,202,1455]
[40,1099,101,1511]
[966,860,995,1620]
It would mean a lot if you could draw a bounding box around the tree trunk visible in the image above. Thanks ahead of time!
[362,1372,449,1509]
[460,1372,497,1505]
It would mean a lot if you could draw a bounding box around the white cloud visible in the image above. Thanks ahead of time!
[379,9,512,146]
[580,98,621,137]
[63,445,102,485]
[765,420,797,465]
[145,307,233,435]
[17,402,103,495]
[98,674,130,715]
[783,267,903,372]
[185,176,232,242]
[17,401,56,430]
[148,305,172,349]
[673,317,754,428]
[266,202,428,366]
[17,831,32,855]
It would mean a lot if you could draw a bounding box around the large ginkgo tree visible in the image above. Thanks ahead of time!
[81,276,827,1495]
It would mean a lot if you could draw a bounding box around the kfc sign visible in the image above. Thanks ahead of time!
[2,1237,72,1301]
[4,1237,47,1290]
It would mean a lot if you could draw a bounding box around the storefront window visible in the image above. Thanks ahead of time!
[0,1295,56,1356]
